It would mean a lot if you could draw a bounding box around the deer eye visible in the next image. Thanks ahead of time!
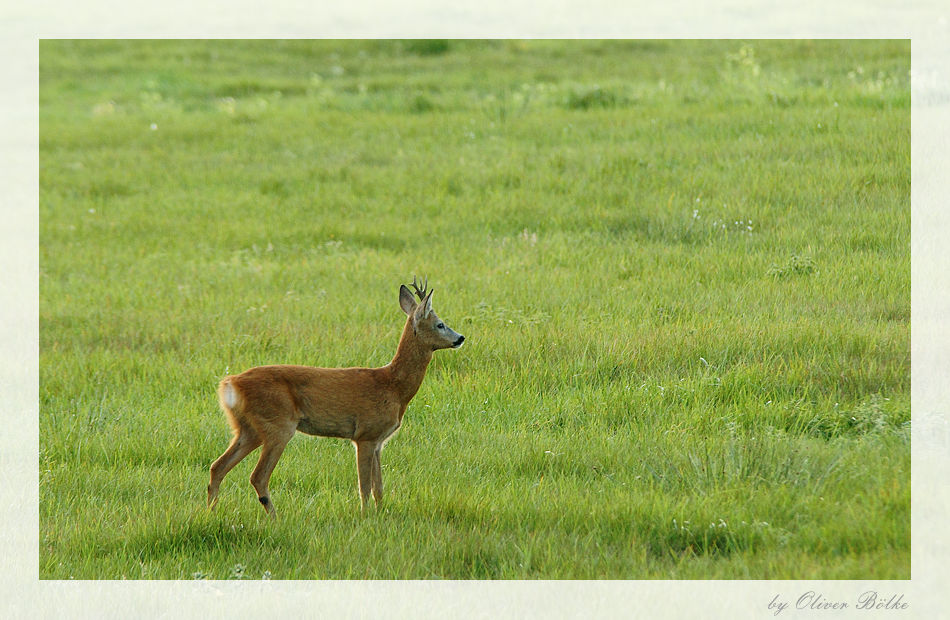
[436,322,445,329]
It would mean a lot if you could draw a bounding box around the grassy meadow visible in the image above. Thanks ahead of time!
[39,39,910,579]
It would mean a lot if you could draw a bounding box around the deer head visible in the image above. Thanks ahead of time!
[399,276,465,350]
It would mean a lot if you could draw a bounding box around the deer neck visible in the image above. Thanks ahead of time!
[388,317,433,404]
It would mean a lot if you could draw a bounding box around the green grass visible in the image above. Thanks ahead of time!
[39,39,910,580]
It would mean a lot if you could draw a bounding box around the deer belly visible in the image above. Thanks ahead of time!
[296,416,355,439]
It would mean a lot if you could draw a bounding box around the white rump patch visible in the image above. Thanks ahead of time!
[222,381,238,409]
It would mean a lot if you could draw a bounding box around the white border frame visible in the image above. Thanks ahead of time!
[4,2,947,617]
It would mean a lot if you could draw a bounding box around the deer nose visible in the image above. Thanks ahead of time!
[453,335,465,348]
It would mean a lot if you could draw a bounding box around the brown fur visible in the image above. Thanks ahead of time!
[207,280,464,517]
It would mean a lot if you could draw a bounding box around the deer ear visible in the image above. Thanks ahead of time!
[417,289,434,318]
[399,285,417,315]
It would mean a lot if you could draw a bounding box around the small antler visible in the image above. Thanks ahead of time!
[410,275,429,301]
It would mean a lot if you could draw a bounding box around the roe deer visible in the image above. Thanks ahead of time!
[207,276,465,517]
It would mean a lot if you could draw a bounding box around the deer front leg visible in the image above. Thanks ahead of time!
[355,441,379,513]
[371,443,383,506]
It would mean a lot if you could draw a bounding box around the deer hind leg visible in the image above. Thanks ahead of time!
[249,424,296,519]
[208,424,261,509]
[355,441,380,513]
